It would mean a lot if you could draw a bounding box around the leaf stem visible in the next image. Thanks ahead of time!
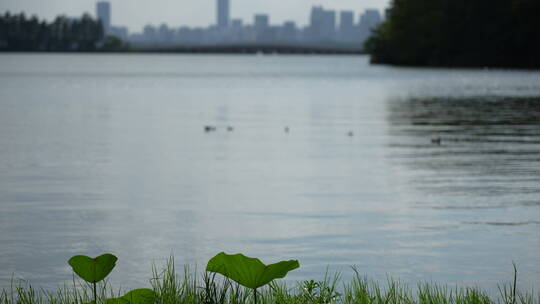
[512,262,517,304]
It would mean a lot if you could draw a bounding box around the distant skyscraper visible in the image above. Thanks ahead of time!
[358,9,382,42]
[339,11,355,42]
[359,9,382,29]
[324,10,336,38]
[217,0,230,28]
[280,21,297,41]
[143,25,157,42]
[254,14,269,29]
[96,1,111,34]
[254,14,269,42]
[309,6,336,42]
[124,1,374,47]
[340,11,354,30]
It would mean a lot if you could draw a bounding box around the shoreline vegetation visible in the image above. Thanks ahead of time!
[365,0,540,68]
[0,12,127,52]
[1,258,538,304]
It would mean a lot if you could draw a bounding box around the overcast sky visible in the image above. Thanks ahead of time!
[1,0,390,32]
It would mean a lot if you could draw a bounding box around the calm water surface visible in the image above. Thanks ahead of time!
[0,54,539,292]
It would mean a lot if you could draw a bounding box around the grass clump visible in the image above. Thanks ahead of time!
[2,258,539,304]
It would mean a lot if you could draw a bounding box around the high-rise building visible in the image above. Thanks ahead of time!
[143,25,157,42]
[254,14,269,42]
[96,1,111,34]
[280,21,297,41]
[357,9,382,42]
[158,24,174,42]
[229,19,244,42]
[309,6,336,42]
[217,0,230,29]
[339,11,355,42]
[254,14,269,30]
[359,9,382,30]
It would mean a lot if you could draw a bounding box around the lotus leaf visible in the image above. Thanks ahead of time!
[68,254,118,283]
[206,252,299,289]
[106,289,156,304]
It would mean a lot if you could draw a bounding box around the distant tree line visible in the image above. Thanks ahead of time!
[0,12,128,52]
[365,0,540,68]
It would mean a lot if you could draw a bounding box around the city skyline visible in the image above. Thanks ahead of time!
[109,0,383,47]
[0,0,390,32]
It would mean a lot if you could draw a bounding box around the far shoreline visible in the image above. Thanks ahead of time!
[0,44,365,55]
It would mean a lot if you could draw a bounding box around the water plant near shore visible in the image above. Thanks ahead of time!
[106,289,156,304]
[2,257,538,304]
[68,254,118,304]
[67,254,155,304]
[206,252,300,304]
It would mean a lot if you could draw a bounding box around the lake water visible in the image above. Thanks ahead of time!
[0,54,539,293]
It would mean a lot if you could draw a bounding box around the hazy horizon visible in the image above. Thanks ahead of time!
[0,0,390,33]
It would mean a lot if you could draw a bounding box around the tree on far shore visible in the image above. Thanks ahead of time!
[365,0,540,68]
[0,12,126,52]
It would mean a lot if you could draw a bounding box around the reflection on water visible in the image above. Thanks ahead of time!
[384,95,540,294]
[0,54,539,294]
[465,221,540,226]
[387,96,540,209]
[389,96,540,129]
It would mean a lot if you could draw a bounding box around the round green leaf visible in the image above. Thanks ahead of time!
[106,289,156,304]
[206,252,300,289]
[68,253,118,283]
[106,299,129,304]
[121,289,156,304]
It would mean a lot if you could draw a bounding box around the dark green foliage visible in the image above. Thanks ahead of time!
[206,252,299,304]
[68,254,118,284]
[0,12,119,51]
[365,0,540,68]
[106,289,156,304]
[101,36,130,51]
[206,253,300,290]
[68,254,118,304]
